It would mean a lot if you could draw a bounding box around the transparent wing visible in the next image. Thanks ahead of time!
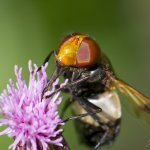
[111,78,150,124]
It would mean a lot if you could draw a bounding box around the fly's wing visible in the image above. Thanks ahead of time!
[111,78,150,124]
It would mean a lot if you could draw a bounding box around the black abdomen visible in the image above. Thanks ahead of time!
[74,118,121,147]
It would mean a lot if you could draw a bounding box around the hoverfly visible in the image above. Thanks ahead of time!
[40,33,150,150]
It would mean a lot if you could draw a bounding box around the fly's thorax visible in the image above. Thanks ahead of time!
[61,66,107,97]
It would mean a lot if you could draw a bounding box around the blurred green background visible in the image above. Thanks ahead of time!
[0,0,150,150]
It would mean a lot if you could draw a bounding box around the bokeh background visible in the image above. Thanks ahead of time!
[0,0,150,150]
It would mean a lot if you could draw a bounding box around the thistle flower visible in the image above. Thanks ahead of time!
[0,60,68,150]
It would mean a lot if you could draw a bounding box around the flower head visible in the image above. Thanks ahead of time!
[0,60,67,150]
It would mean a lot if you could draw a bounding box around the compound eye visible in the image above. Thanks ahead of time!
[76,37,101,67]
[58,33,79,50]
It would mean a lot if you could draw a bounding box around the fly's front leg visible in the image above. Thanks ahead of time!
[44,74,91,99]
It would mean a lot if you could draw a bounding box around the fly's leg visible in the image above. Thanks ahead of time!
[45,75,91,99]
[63,108,102,123]
[79,98,105,128]
[79,97,114,150]
[91,130,108,150]
[92,121,121,150]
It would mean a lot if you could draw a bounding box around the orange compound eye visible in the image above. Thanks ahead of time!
[56,34,101,68]
[76,37,101,68]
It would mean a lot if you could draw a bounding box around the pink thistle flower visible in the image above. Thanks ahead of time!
[0,60,68,150]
